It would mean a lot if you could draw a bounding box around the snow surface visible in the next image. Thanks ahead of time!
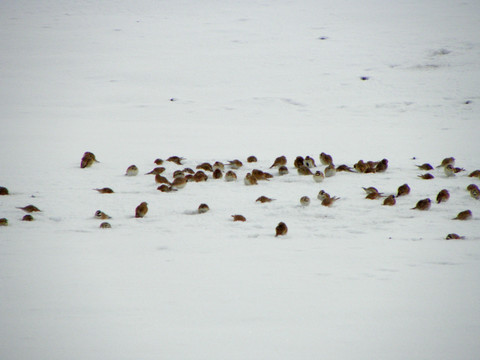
[1,0,480,359]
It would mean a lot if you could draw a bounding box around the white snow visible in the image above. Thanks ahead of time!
[1,0,480,359]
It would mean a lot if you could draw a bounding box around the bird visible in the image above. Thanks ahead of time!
[198,203,210,214]
[445,233,465,240]
[375,159,388,173]
[468,170,480,178]
[256,196,274,203]
[436,189,450,203]
[362,187,382,196]
[228,159,243,169]
[416,163,434,170]
[437,157,455,168]
[466,184,479,192]
[99,222,112,229]
[171,176,187,189]
[0,186,8,195]
[154,158,164,165]
[182,167,195,175]
[418,173,434,180]
[278,166,289,176]
[322,195,339,207]
[252,169,272,181]
[125,165,139,176]
[444,164,455,177]
[313,171,325,182]
[317,190,330,201]
[196,162,213,172]
[275,222,288,237]
[17,205,41,213]
[213,161,225,171]
[453,210,472,220]
[304,156,316,168]
[365,192,383,200]
[94,187,114,194]
[172,170,184,179]
[354,160,368,173]
[145,167,165,175]
[453,167,465,173]
[397,184,411,197]
[167,156,184,165]
[244,173,258,185]
[247,156,258,163]
[324,164,336,177]
[336,164,355,172]
[297,165,313,176]
[80,151,98,168]
[411,198,431,210]
[232,214,246,222]
[193,171,208,182]
[224,170,237,182]
[212,168,223,179]
[95,210,111,219]
[382,195,396,206]
[300,196,311,206]
[135,202,148,218]
[470,187,480,200]
[294,156,305,168]
[319,152,333,166]
[157,184,176,192]
[270,156,287,168]
[155,174,171,185]
[22,214,34,221]
[0,218,8,226]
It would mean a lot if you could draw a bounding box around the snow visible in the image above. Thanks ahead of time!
[1,0,480,359]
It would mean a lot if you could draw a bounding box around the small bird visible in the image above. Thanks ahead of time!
[182,167,195,175]
[416,163,434,170]
[444,164,455,177]
[437,157,455,168]
[95,210,111,219]
[17,205,41,213]
[22,214,34,221]
[0,186,8,195]
[157,184,176,192]
[362,187,382,196]
[468,170,480,178]
[436,189,450,203]
[324,164,336,177]
[247,155,258,163]
[154,158,164,165]
[270,156,287,168]
[252,169,271,181]
[171,177,187,189]
[354,160,367,173]
[196,162,213,172]
[232,214,246,222]
[466,184,479,192]
[322,195,339,207]
[135,202,148,218]
[375,159,388,173]
[445,233,465,240]
[313,171,325,183]
[80,151,98,168]
[294,156,305,168]
[125,165,139,176]
[275,222,288,237]
[145,167,165,175]
[99,222,112,229]
[228,159,243,169]
[167,156,184,165]
[155,174,171,185]
[397,184,411,197]
[304,156,316,168]
[453,167,465,173]
[198,203,210,214]
[365,192,383,200]
[297,165,313,176]
[470,187,480,200]
[224,170,237,182]
[418,173,434,180]
[317,190,330,201]
[0,218,8,226]
[336,164,354,172]
[382,195,396,206]
[213,161,225,171]
[256,196,274,203]
[172,170,184,179]
[278,166,289,176]
[319,152,333,166]
[300,196,311,206]
[453,210,472,220]
[244,173,258,185]
[411,198,431,210]
[193,171,208,182]
[212,168,223,179]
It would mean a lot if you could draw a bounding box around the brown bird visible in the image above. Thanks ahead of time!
[304,156,316,168]
[275,222,288,237]
[252,169,271,181]
[297,165,313,176]
[362,187,382,196]
[445,233,465,240]
[247,155,257,163]
[171,177,187,189]
[436,189,450,203]
[319,152,333,166]
[212,168,223,179]
[196,162,213,172]
[453,210,472,220]
[444,164,455,177]
[256,196,274,203]
[167,156,185,165]
[300,196,311,206]
[294,156,305,168]
[228,159,243,169]
[17,205,41,213]
[99,222,112,229]
[354,160,367,173]
[324,164,336,177]
[232,214,246,222]
[154,158,164,165]
[336,164,354,172]
[94,187,114,194]
[95,210,111,219]
[157,184,176,192]
[193,171,208,182]
[213,161,225,171]
[224,170,237,182]
[0,186,8,195]
[270,156,287,168]
[382,195,396,206]
[322,195,339,207]
[198,203,210,214]
[80,151,98,168]
[135,202,148,218]
[466,184,479,192]
[244,173,258,185]
[172,170,185,179]
[468,170,480,178]
[22,214,34,221]
[453,167,465,173]
[375,159,388,173]
[365,192,383,200]
[317,190,330,201]
[418,173,434,180]
[411,198,431,210]
[470,187,480,200]
[397,184,411,197]
[437,157,455,168]
[155,174,171,185]
[416,163,434,170]
[0,218,8,226]
[125,165,139,176]
[183,167,195,175]
[145,167,165,175]
[313,171,325,182]
[278,166,289,176]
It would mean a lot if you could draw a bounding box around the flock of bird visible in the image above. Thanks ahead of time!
[1,151,478,239]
